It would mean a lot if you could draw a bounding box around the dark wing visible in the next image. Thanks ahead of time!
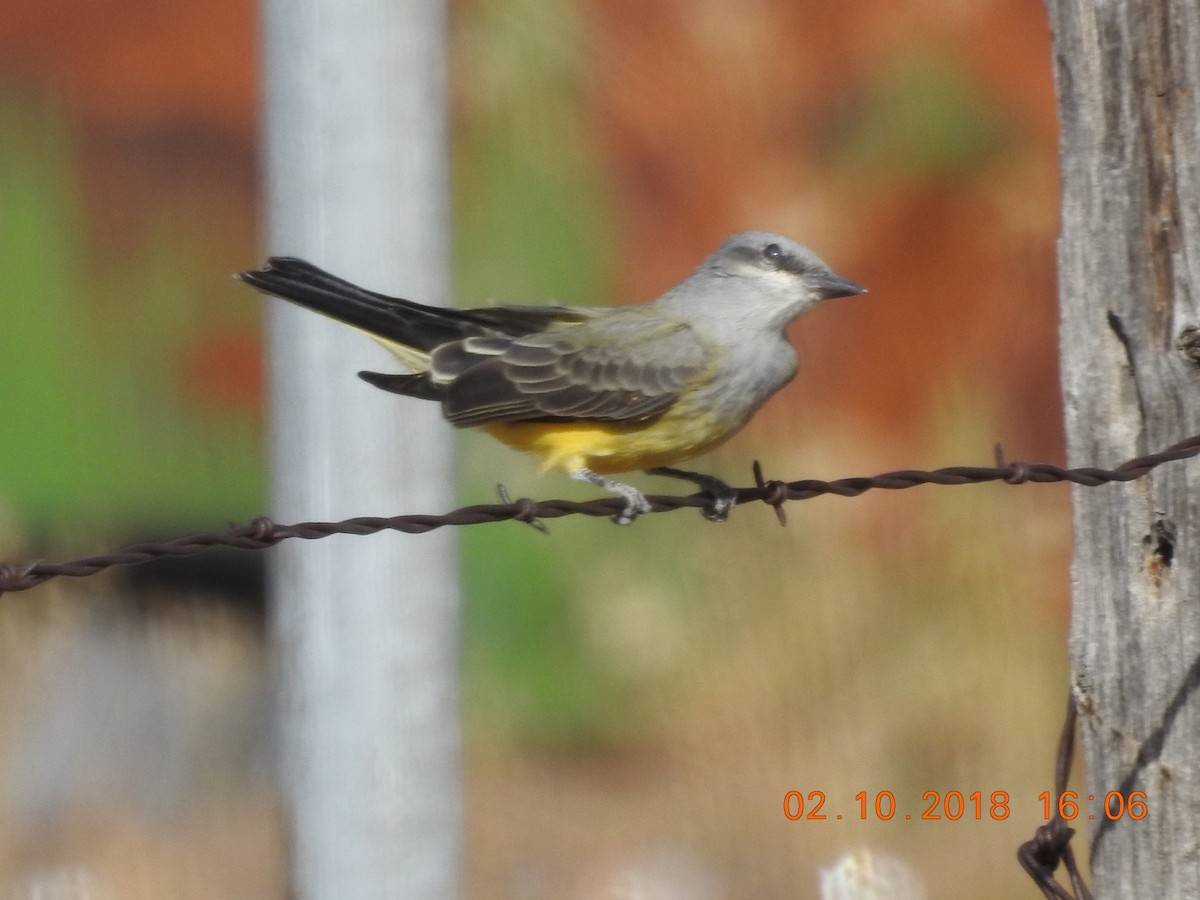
[435,314,712,427]
[238,257,596,351]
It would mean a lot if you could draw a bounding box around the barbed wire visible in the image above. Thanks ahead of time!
[1019,692,1093,900]
[1,432,1198,597]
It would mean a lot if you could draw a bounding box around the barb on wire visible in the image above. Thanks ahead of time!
[2,433,1198,597]
[1018,692,1093,900]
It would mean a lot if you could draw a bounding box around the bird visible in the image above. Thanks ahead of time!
[238,231,865,524]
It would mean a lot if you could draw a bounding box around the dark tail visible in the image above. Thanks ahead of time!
[238,257,595,349]
[237,257,479,350]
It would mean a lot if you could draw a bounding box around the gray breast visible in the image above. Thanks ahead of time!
[687,333,798,425]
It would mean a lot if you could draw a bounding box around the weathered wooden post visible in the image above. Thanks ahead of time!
[1046,0,1200,894]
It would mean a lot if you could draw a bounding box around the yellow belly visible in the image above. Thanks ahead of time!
[482,412,736,475]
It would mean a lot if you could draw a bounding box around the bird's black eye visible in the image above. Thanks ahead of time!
[762,242,783,263]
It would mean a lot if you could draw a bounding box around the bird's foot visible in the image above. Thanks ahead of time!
[646,466,738,522]
[573,468,653,525]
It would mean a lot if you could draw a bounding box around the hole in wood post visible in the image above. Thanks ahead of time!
[1176,325,1200,367]
[1145,518,1176,586]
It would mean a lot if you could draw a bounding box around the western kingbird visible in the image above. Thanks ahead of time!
[239,231,864,524]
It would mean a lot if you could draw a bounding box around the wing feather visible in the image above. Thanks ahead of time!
[437,313,710,427]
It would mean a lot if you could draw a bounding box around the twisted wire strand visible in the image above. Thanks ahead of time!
[2,432,1198,596]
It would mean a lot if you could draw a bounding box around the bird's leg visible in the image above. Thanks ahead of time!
[646,466,738,523]
[572,468,652,525]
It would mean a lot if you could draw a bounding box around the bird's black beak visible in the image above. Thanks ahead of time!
[814,273,867,301]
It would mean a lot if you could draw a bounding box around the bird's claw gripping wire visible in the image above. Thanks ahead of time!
[572,468,653,525]
[647,466,738,522]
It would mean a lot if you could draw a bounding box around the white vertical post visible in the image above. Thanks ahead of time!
[259,0,459,897]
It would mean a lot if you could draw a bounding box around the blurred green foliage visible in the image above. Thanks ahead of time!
[0,95,264,528]
[460,520,633,748]
[826,50,1012,180]
[451,14,629,746]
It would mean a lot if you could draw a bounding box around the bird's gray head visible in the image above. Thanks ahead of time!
[710,231,864,299]
[657,231,865,332]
